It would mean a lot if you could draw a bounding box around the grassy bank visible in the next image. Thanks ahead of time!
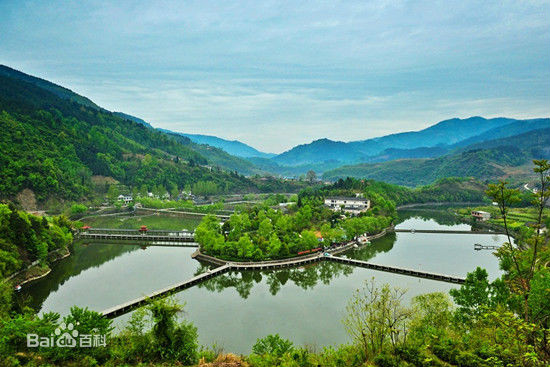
[455,205,548,232]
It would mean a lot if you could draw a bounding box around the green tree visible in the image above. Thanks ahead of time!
[449,267,509,324]
[306,170,317,183]
[343,279,412,359]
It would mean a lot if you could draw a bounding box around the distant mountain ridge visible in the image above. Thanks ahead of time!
[2,64,548,184]
[178,133,275,159]
[273,116,548,167]
[322,128,550,186]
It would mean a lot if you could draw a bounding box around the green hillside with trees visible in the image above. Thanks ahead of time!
[0,204,73,282]
[0,73,261,204]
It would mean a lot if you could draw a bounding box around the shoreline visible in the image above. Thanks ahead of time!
[6,248,71,287]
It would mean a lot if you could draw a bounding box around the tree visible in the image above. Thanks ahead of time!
[267,234,282,258]
[409,292,453,345]
[450,267,509,324]
[487,160,550,324]
[148,297,198,364]
[70,203,87,215]
[258,218,273,239]
[306,170,317,183]
[343,279,412,359]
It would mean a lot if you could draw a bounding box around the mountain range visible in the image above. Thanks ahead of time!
[322,128,550,186]
[271,116,548,167]
[1,64,548,195]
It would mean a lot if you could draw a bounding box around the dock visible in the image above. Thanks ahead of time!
[474,243,500,250]
[394,229,502,235]
[101,264,232,318]
[77,228,196,245]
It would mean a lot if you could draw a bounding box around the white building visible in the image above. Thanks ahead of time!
[471,210,491,221]
[117,194,133,205]
[324,196,371,215]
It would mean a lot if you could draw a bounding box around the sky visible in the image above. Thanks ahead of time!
[1,1,549,153]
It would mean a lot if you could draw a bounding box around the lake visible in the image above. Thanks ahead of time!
[22,210,505,354]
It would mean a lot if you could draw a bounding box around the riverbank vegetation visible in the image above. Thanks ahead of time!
[456,205,548,233]
[0,203,74,281]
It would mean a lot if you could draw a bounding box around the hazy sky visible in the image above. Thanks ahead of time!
[1,1,549,153]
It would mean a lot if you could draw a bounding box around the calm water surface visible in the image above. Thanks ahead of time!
[22,211,505,353]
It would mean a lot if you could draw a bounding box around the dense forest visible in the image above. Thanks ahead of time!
[0,73,271,204]
[300,177,492,208]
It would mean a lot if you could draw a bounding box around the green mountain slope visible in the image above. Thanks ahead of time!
[0,71,256,202]
[113,112,153,128]
[322,128,550,186]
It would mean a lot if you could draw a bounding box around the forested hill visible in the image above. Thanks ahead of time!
[322,128,550,186]
[0,72,257,203]
[0,65,100,109]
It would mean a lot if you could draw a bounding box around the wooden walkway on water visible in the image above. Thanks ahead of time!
[77,228,196,245]
[395,229,503,235]
[93,226,479,318]
[101,264,232,318]
[102,250,465,319]
[79,227,502,248]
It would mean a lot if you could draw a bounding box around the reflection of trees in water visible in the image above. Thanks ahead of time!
[396,209,464,226]
[193,261,353,298]
[345,232,396,262]
[193,232,402,298]
[21,241,137,311]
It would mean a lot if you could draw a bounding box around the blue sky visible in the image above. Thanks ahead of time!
[1,0,549,153]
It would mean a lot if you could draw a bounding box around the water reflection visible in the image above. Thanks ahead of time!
[396,209,466,227]
[24,241,137,311]
[194,261,355,298]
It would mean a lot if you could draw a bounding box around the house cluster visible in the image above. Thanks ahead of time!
[324,195,371,215]
[471,210,491,221]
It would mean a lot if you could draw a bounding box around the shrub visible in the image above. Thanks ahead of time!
[252,334,294,357]
[374,353,399,367]
[455,351,483,367]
